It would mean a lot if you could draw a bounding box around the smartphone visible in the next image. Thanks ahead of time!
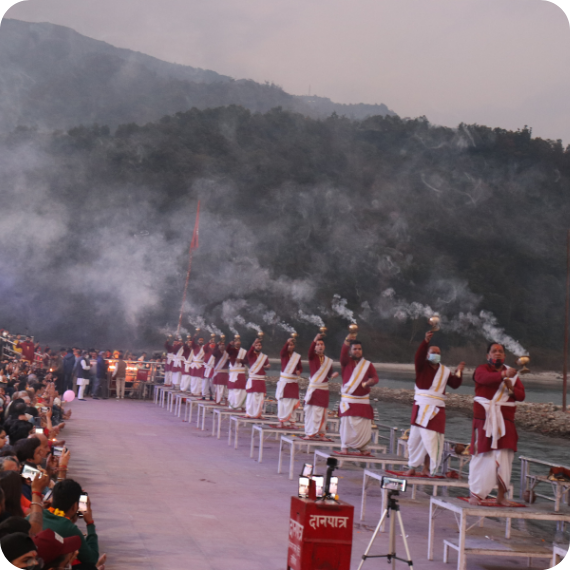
[41,407,48,413]
[43,489,53,502]
[314,476,324,498]
[78,493,88,513]
[35,428,43,435]
[298,477,310,498]
[301,463,313,477]
[53,446,65,457]
[329,476,339,497]
[21,465,41,481]
[381,476,407,492]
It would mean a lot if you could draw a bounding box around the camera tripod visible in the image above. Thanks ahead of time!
[356,490,414,570]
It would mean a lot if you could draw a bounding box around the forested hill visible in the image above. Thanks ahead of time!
[0,19,395,132]
[1,106,569,366]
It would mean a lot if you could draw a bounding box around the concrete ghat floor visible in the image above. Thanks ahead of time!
[63,398,551,570]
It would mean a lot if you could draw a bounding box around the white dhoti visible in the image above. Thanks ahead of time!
[77,378,89,399]
[469,449,514,500]
[171,371,181,388]
[228,388,246,410]
[214,385,227,404]
[164,370,172,386]
[304,405,327,437]
[277,398,299,423]
[407,425,444,475]
[180,374,191,392]
[190,376,201,396]
[201,377,211,397]
[340,416,372,451]
[245,392,264,418]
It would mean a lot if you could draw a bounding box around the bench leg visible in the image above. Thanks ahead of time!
[278,439,284,474]
[443,542,449,564]
[289,443,295,480]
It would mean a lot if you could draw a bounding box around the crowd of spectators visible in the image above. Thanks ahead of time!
[0,331,165,402]
[0,331,143,569]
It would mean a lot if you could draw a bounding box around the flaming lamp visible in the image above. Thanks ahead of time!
[234,334,241,341]
[210,333,216,340]
[517,355,530,374]
[428,314,441,332]
[257,331,265,339]
[348,323,358,335]
[291,332,298,339]
[319,326,327,337]
[220,334,226,342]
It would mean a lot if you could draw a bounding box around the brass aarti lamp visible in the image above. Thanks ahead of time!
[257,331,264,339]
[428,314,441,332]
[348,323,358,336]
[517,355,530,374]
[319,326,327,337]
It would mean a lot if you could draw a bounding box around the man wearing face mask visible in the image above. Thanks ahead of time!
[468,342,525,505]
[404,331,464,477]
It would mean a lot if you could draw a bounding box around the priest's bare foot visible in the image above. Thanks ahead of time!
[403,468,416,477]
[468,495,482,505]
[420,469,431,477]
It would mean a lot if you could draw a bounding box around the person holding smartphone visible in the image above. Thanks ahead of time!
[41,479,100,567]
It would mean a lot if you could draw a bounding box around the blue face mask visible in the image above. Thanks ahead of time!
[427,353,441,364]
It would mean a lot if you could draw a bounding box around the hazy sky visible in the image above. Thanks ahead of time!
[3,0,570,142]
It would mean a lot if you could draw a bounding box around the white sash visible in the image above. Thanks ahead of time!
[340,358,370,413]
[246,352,268,389]
[276,352,301,399]
[229,348,247,384]
[203,353,216,378]
[183,349,194,374]
[474,368,517,449]
[414,364,451,428]
[171,345,184,367]
[189,346,205,370]
[305,356,333,403]
[214,351,229,374]
[166,353,174,365]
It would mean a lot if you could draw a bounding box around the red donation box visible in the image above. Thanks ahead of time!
[287,497,354,570]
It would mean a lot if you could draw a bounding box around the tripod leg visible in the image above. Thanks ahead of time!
[396,510,414,570]
[389,511,396,570]
[356,509,390,570]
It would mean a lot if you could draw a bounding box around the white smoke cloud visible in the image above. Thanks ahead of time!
[297,310,325,328]
[331,294,356,323]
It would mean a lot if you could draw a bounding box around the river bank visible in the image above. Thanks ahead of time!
[266,376,570,438]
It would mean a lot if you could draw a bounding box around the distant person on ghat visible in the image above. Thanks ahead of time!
[468,342,525,505]
[404,330,464,477]
[276,336,303,427]
[303,333,338,441]
[226,335,247,411]
[244,336,270,419]
[336,334,378,456]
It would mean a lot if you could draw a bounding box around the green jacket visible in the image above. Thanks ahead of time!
[35,510,99,564]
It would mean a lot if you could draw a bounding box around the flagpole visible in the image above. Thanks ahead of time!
[177,201,200,336]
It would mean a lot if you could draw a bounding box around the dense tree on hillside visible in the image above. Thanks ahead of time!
[1,107,569,366]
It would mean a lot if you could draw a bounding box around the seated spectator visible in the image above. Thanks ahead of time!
[0,471,25,518]
[0,516,31,539]
[0,531,38,568]
[9,419,34,446]
[14,438,43,468]
[0,456,20,473]
[33,528,81,570]
[42,479,99,568]
[4,401,28,432]
[0,425,8,451]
